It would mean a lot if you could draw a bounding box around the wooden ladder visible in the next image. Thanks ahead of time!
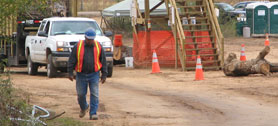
[166,0,224,71]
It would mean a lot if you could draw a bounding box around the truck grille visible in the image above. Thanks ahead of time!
[69,41,78,46]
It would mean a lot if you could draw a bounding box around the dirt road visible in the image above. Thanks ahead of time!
[10,37,278,126]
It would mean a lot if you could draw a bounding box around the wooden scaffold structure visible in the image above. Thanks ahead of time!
[131,0,224,71]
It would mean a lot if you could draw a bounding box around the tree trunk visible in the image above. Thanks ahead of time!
[223,46,273,76]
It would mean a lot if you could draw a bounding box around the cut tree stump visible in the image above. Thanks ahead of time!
[223,46,278,76]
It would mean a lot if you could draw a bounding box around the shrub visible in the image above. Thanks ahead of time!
[217,10,237,38]
[220,19,237,38]
[0,72,30,126]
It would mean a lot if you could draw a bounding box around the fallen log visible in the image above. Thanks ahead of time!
[223,46,278,76]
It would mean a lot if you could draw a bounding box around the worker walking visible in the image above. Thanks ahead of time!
[68,28,107,120]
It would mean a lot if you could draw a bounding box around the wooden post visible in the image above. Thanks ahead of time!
[221,37,224,68]
[169,3,179,69]
[4,18,7,55]
[74,0,78,17]
[70,0,78,17]
[165,0,169,16]
[9,16,13,57]
[0,10,3,50]
[145,0,152,64]
[175,16,178,69]
[145,0,150,31]
[0,11,2,49]
[169,0,186,71]
[81,0,84,11]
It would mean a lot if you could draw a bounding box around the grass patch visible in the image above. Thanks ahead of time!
[46,117,90,126]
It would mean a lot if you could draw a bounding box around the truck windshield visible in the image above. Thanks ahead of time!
[50,21,103,36]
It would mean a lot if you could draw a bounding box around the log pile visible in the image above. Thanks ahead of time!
[223,46,278,76]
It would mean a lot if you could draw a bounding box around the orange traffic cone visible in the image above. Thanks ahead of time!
[195,55,204,81]
[151,50,161,73]
[240,44,246,61]
[265,33,270,46]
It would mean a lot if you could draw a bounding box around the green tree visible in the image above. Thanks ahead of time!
[0,1,55,125]
[0,0,58,27]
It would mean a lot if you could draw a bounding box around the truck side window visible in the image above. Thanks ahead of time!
[39,21,46,32]
[234,3,245,11]
[44,22,50,34]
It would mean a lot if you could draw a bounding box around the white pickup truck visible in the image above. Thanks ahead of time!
[25,17,113,78]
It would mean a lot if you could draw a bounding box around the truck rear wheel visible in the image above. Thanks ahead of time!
[107,64,113,77]
[27,55,38,75]
[0,65,4,73]
[47,54,57,78]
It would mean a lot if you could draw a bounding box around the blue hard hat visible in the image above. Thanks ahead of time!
[85,29,96,40]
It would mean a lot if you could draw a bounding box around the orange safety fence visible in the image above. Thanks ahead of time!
[133,30,215,67]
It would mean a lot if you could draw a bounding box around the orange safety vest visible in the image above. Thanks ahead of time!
[75,40,102,72]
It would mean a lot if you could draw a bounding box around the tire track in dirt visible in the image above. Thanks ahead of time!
[104,76,278,126]
[102,82,226,126]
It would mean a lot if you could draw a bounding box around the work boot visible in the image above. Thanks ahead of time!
[89,114,98,120]
[79,105,89,118]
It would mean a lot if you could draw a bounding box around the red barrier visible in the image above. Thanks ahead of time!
[114,34,123,47]
[133,30,215,67]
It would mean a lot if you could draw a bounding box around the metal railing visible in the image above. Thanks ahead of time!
[9,105,65,126]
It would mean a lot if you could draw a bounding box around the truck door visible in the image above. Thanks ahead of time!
[34,20,47,62]
[36,21,50,62]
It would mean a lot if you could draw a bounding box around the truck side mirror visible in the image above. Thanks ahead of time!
[38,31,48,37]
[104,31,113,37]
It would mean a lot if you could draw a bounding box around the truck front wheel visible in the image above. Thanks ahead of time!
[27,55,38,75]
[47,54,57,78]
[107,63,113,77]
[0,65,4,73]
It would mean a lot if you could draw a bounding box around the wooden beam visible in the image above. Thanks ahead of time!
[150,0,164,13]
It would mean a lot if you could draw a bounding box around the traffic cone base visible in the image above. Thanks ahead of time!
[151,50,161,74]
[195,55,204,81]
[265,33,270,46]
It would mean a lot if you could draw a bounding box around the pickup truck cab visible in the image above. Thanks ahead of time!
[25,17,113,78]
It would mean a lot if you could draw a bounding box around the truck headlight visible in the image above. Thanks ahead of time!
[102,41,111,47]
[104,47,112,52]
[57,41,64,47]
